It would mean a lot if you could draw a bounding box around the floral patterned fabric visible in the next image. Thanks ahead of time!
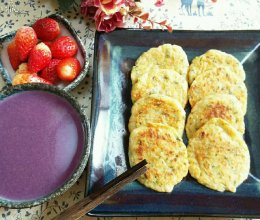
[0,0,259,219]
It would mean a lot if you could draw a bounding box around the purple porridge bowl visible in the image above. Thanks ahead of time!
[0,83,90,208]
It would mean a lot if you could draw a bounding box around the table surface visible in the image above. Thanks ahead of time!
[0,0,260,219]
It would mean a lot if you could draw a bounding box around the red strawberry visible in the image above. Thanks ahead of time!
[56,57,81,82]
[15,26,37,61]
[16,63,36,75]
[40,59,61,84]
[32,18,60,41]
[28,42,52,73]
[50,36,78,59]
[42,41,52,48]
[12,73,51,85]
[7,41,21,70]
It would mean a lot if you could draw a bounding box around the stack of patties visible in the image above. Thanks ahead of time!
[128,44,189,192]
[186,49,250,192]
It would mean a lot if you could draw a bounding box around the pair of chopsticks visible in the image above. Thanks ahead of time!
[53,160,147,220]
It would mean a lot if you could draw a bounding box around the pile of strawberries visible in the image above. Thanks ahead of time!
[7,17,81,85]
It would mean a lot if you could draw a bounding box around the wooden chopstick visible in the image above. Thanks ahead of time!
[53,160,147,220]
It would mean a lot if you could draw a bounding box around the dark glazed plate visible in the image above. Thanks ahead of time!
[0,14,89,92]
[88,29,260,217]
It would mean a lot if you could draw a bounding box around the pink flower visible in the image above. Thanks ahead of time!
[94,9,124,32]
[124,0,136,7]
[155,0,164,7]
[95,0,125,15]
[81,0,98,17]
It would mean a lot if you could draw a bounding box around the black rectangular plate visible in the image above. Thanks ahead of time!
[87,29,260,217]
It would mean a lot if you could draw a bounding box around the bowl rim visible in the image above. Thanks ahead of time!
[0,13,89,92]
[0,83,91,208]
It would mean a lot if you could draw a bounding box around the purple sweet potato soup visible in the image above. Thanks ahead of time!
[0,90,85,201]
